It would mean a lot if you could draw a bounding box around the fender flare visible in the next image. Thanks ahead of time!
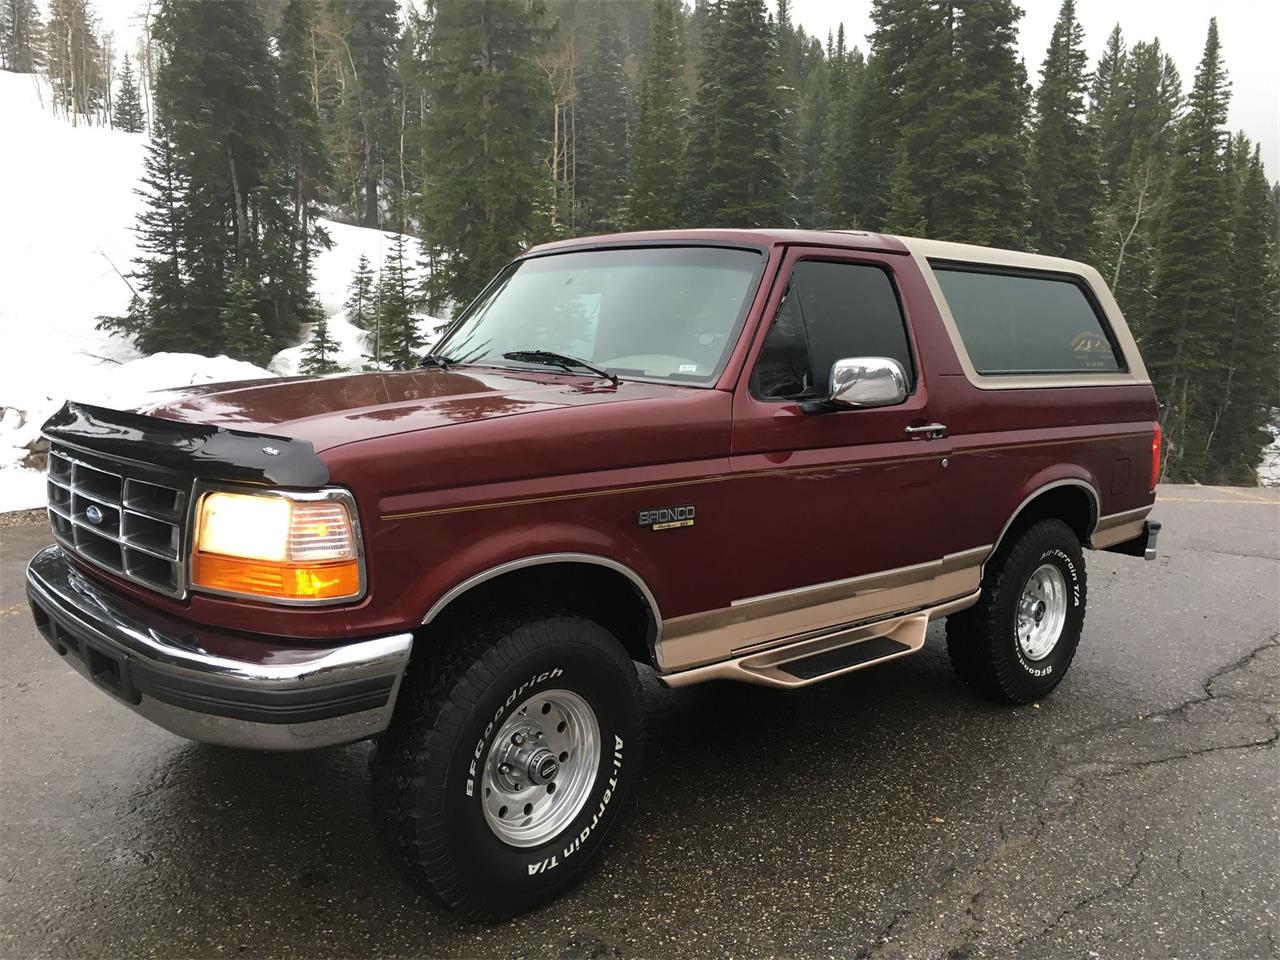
[420,552,665,668]
[985,477,1101,574]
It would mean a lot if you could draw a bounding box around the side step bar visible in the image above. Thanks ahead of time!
[661,593,977,689]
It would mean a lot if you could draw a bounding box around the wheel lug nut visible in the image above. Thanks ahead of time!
[512,733,524,745]
[498,763,512,775]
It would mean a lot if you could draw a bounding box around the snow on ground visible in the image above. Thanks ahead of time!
[0,71,442,510]
[1260,421,1280,487]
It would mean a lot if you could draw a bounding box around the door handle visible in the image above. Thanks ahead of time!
[905,423,947,439]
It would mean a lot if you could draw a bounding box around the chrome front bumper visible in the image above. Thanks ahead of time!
[25,545,413,750]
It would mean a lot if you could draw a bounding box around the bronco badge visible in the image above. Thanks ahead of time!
[638,505,695,531]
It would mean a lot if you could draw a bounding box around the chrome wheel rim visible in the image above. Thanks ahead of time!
[1017,563,1067,661]
[481,688,600,848]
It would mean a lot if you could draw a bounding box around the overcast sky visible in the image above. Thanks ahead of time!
[789,0,1279,175]
[87,0,1277,176]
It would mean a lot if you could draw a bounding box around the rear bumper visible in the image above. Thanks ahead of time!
[25,545,413,750]
[1103,519,1162,561]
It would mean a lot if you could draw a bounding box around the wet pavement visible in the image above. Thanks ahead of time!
[1,484,1277,959]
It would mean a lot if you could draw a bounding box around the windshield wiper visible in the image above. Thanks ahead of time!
[419,353,456,370]
[502,350,620,386]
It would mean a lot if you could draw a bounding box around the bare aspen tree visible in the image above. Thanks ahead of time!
[1111,156,1161,290]
[539,38,577,231]
[136,0,155,134]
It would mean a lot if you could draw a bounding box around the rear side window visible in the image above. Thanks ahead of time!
[751,261,914,401]
[931,265,1123,375]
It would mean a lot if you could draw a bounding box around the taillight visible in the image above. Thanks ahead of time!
[1150,422,1162,492]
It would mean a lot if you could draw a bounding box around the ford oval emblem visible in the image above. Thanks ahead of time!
[85,504,104,525]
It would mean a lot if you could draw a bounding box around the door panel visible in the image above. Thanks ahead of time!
[687,248,959,667]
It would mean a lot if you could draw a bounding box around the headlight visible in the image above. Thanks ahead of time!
[192,489,363,603]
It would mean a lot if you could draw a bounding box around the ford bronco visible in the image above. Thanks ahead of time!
[26,230,1161,919]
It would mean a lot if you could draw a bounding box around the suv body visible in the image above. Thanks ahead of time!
[25,229,1160,917]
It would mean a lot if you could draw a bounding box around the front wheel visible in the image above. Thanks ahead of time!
[946,517,1087,704]
[371,611,645,921]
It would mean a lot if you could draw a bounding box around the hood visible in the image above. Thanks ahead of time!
[133,368,688,452]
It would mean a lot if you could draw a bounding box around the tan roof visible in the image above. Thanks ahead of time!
[891,235,1096,276]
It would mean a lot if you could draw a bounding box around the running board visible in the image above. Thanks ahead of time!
[662,610,931,689]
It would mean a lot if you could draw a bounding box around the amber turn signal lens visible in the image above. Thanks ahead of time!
[192,553,362,602]
[191,490,363,603]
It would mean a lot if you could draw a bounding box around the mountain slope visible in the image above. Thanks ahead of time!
[0,72,439,509]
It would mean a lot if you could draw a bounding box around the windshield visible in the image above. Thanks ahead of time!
[434,246,765,385]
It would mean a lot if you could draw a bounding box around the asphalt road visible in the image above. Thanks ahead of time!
[1,485,1277,960]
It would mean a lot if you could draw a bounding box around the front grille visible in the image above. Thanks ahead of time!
[46,446,190,598]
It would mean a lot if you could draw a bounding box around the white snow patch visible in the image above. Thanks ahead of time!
[0,353,275,511]
[0,71,442,510]
[1259,418,1280,488]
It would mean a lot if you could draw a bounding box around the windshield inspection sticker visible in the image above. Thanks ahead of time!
[638,506,695,531]
[678,363,699,374]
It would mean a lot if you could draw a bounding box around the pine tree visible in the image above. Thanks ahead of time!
[419,0,552,306]
[1102,39,1181,339]
[1204,144,1279,483]
[220,268,271,367]
[818,30,867,226]
[1028,0,1100,261]
[1149,19,1233,481]
[627,0,686,229]
[276,0,332,318]
[1090,25,1128,205]
[682,0,725,223]
[96,115,192,351]
[101,0,305,363]
[391,4,432,233]
[792,42,831,226]
[845,0,930,229]
[299,309,344,375]
[575,3,630,233]
[774,0,802,96]
[111,52,144,132]
[323,0,399,227]
[773,0,802,221]
[345,254,377,330]
[1,0,43,72]
[887,0,1030,248]
[684,0,789,226]
[368,234,422,371]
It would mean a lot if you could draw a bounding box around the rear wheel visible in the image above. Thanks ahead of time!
[371,610,645,921]
[946,517,1087,704]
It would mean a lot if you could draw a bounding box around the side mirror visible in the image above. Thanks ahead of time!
[801,357,908,413]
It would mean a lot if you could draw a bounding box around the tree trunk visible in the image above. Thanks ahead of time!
[364,136,378,227]
[67,20,77,127]
[226,142,249,259]
[399,83,407,233]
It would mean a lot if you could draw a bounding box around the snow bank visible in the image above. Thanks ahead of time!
[1259,420,1280,488]
[0,353,275,511]
[0,71,442,510]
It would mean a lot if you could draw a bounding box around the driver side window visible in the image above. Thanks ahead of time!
[751,260,915,401]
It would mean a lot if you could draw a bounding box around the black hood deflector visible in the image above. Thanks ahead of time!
[42,401,329,488]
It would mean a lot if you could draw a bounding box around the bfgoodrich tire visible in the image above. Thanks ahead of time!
[946,517,1087,704]
[371,610,645,921]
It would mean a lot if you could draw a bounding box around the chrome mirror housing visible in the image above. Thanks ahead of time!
[826,357,908,409]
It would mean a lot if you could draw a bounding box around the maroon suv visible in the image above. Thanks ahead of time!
[26,229,1160,918]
